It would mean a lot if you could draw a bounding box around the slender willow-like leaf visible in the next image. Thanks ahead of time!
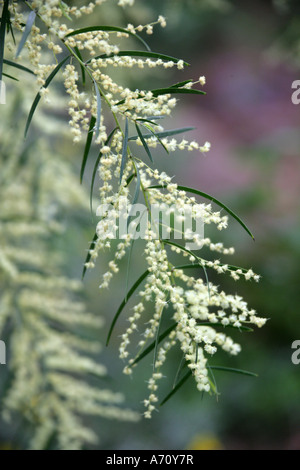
[196,322,254,333]
[90,152,102,212]
[129,127,195,141]
[161,365,256,406]
[88,50,189,66]
[116,86,205,106]
[131,324,177,366]
[106,269,149,346]
[173,353,186,389]
[127,164,142,229]
[0,0,9,81]
[25,55,71,137]
[120,117,129,184]
[174,262,251,278]
[81,116,96,184]
[124,168,142,300]
[2,72,18,81]
[160,370,192,406]
[74,46,86,85]
[153,308,164,372]
[6,9,16,45]
[209,366,258,378]
[65,26,151,52]
[3,59,34,75]
[126,173,136,187]
[93,79,102,139]
[59,1,72,21]
[163,240,210,296]
[207,363,219,395]
[125,237,135,304]
[135,123,153,163]
[136,118,162,126]
[139,122,169,154]
[145,115,165,121]
[82,232,98,279]
[178,185,255,240]
[151,87,206,98]
[105,127,119,148]
[16,11,36,58]
[131,165,141,208]
[150,185,255,240]
[170,79,193,88]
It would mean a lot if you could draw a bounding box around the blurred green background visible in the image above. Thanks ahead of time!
[2,0,300,450]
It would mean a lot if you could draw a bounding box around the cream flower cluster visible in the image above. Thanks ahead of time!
[86,144,266,420]
[7,1,200,141]
[0,83,139,449]
[118,216,266,418]
[2,0,267,421]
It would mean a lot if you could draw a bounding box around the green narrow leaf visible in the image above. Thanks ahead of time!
[0,0,9,82]
[125,170,142,297]
[115,85,205,106]
[160,370,192,406]
[153,308,164,372]
[174,263,250,277]
[106,269,149,346]
[6,9,16,45]
[195,343,199,363]
[65,26,151,52]
[173,353,186,389]
[125,237,135,304]
[149,185,255,240]
[139,122,169,155]
[129,127,195,141]
[81,115,96,184]
[135,123,153,163]
[209,366,258,378]
[105,126,119,146]
[82,232,98,279]
[136,118,163,126]
[151,87,206,98]
[16,11,36,58]
[144,115,165,121]
[93,79,102,139]
[163,240,210,296]
[25,55,71,137]
[131,324,177,366]
[170,79,194,88]
[124,167,143,301]
[127,163,141,226]
[59,1,72,21]
[90,151,101,213]
[74,46,86,85]
[3,59,35,75]
[196,321,254,333]
[120,117,129,184]
[88,50,189,66]
[207,363,219,395]
[2,72,18,81]
[126,173,136,188]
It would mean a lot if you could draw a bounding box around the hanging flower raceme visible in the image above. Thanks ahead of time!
[1,0,267,421]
